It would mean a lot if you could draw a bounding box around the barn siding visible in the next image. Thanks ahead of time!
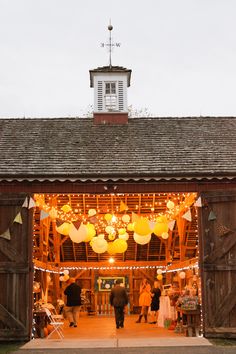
[200,190,236,338]
[0,193,33,341]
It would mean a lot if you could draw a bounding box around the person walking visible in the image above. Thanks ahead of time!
[136,278,151,323]
[149,280,161,324]
[110,279,129,329]
[64,278,81,327]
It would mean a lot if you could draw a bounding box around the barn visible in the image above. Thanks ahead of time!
[0,62,236,342]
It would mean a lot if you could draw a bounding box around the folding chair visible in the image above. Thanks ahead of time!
[43,307,64,339]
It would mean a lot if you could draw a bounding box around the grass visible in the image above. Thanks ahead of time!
[0,342,23,354]
[209,338,236,346]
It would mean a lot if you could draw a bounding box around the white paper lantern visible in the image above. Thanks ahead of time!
[161,232,169,239]
[167,200,175,209]
[69,223,87,243]
[157,268,163,275]
[179,271,186,279]
[133,232,151,245]
[122,214,130,223]
[119,232,129,241]
[63,269,69,275]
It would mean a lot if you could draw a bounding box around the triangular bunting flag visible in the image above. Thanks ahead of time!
[120,201,128,212]
[56,219,64,227]
[0,228,11,240]
[88,216,98,224]
[182,209,192,222]
[28,197,36,209]
[131,212,139,222]
[215,222,231,237]
[194,197,202,207]
[72,220,81,229]
[22,197,28,208]
[14,212,23,224]
[40,210,49,221]
[208,210,217,221]
[168,220,176,231]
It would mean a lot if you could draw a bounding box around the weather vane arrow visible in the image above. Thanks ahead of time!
[100,22,121,67]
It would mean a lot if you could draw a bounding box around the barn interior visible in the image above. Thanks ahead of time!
[32,191,201,338]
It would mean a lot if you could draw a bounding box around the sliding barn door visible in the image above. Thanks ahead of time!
[200,190,236,338]
[0,194,33,341]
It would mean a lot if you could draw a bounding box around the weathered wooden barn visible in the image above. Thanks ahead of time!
[0,63,236,342]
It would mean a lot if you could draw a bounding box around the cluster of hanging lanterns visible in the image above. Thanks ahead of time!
[52,198,177,255]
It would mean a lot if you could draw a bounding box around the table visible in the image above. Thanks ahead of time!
[177,307,201,336]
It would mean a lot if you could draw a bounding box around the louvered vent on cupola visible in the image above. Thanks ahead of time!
[89,65,131,124]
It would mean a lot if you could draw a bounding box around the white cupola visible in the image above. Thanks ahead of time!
[89,24,131,124]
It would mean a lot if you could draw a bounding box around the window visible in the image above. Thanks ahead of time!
[105,82,116,95]
[105,82,117,111]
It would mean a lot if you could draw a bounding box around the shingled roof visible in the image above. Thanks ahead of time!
[0,117,236,181]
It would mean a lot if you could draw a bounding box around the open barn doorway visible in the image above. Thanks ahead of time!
[32,192,202,339]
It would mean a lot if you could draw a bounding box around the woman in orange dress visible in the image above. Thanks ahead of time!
[136,278,152,323]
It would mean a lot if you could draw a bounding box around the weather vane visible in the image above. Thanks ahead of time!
[100,21,121,67]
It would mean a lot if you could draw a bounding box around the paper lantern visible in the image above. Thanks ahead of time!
[127,223,135,231]
[157,274,163,280]
[61,204,72,213]
[33,281,40,292]
[153,222,168,237]
[59,276,65,281]
[91,235,108,254]
[179,271,186,279]
[56,222,72,236]
[69,223,88,243]
[161,232,169,239]
[113,239,128,253]
[63,274,70,281]
[122,214,130,223]
[64,270,69,275]
[157,269,163,275]
[105,226,115,234]
[167,200,175,209]
[156,215,168,223]
[119,232,129,241]
[49,207,57,219]
[107,242,116,255]
[118,228,126,235]
[88,209,96,217]
[104,213,113,222]
[108,233,116,241]
[133,232,151,245]
[134,217,151,236]
[84,223,96,241]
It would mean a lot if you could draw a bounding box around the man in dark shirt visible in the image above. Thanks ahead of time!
[110,279,129,329]
[64,278,81,327]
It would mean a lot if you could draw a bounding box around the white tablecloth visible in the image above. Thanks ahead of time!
[157,296,172,327]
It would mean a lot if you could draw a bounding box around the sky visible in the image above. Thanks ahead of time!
[0,0,236,118]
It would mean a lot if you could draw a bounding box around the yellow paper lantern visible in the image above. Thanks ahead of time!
[153,222,168,237]
[157,274,163,280]
[134,217,151,236]
[104,213,113,222]
[84,223,96,242]
[113,239,128,253]
[108,233,116,241]
[107,242,116,255]
[127,223,135,231]
[118,228,126,235]
[56,222,72,236]
[61,204,72,213]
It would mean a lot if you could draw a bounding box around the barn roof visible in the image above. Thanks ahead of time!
[0,116,236,182]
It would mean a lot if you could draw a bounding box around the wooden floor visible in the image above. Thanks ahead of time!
[59,313,182,339]
[21,313,212,350]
